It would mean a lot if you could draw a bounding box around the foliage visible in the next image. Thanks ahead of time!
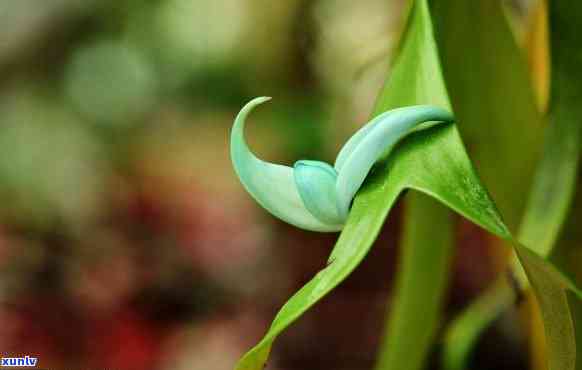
[233,1,582,370]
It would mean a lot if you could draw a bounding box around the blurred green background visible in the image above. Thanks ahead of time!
[0,1,534,369]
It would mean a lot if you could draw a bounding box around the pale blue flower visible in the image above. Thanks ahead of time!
[231,97,453,232]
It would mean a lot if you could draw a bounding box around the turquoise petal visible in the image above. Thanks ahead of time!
[334,110,394,173]
[294,160,344,226]
[230,97,340,232]
[335,105,453,217]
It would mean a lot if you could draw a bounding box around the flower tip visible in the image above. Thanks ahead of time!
[240,97,272,113]
[235,97,273,126]
[255,96,272,104]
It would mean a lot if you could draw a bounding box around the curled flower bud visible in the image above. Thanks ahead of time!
[231,97,453,232]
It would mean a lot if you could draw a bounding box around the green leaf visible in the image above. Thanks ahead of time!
[431,0,544,364]
[234,155,403,370]
[431,0,544,231]
[540,2,582,368]
[374,192,454,370]
[519,0,582,258]
[371,2,488,369]
[234,1,581,370]
[442,1,582,368]
[334,105,453,218]
[515,245,577,370]
[567,292,582,369]
[542,0,582,275]
[521,114,582,256]
[442,277,515,370]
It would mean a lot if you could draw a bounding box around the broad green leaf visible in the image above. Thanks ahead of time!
[431,0,543,231]
[234,1,580,370]
[442,1,582,369]
[430,2,544,363]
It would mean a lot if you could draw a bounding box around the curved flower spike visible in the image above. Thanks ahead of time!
[231,97,454,232]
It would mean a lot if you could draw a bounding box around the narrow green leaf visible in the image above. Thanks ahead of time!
[518,104,582,253]
[374,192,454,370]
[515,245,576,370]
[567,292,582,370]
[442,277,515,370]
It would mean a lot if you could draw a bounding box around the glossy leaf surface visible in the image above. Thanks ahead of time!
[442,1,582,368]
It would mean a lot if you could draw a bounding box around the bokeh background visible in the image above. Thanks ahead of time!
[0,1,535,369]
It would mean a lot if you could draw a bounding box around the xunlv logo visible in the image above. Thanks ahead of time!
[1,356,38,367]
